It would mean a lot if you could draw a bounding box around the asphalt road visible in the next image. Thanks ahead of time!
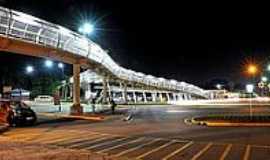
[2,104,270,160]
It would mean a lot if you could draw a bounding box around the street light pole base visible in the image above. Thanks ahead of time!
[71,104,83,115]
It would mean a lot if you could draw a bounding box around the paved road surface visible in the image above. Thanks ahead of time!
[2,104,270,160]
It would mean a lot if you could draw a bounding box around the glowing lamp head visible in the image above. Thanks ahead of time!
[58,63,64,69]
[262,76,268,82]
[45,60,53,68]
[247,64,257,75]
[26,66,34,73]
[79,23,94,35]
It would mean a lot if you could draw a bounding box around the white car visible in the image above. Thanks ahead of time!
[34,95,53,103]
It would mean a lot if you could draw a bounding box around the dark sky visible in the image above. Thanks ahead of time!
[1,0,270,86]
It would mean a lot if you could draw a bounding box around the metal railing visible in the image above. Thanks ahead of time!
[0,6,207,98]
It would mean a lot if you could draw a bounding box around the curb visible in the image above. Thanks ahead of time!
[0,124,9,133]
[206,122,270,127]
[37,113,105,121]
[185,117,270,127]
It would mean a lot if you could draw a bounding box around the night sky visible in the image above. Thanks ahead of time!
[1,0,270,88]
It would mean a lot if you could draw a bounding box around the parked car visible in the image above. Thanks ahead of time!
[0,99,37,126]
[34,95,53,103]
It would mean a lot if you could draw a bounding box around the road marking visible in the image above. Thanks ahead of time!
[219,144,232,160]
[31,132,77,143]
[191,142,213,160]
[98,137,145,154]
[58,134,105,146]
[69,136,114,148]
[43,132,98,144]
[135,140,175,159]
[243,145,251,160]
[84,137,129,150]
[114,138,162,157]
[162,141,194,160]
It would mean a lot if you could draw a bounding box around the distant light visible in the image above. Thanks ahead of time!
[216,84,222,90]
[262,76,268,82]
[26,66,34,73]
[58,63,64,69]
[267,65,270,71]
[247,64,257,75]
[246,84,254,93]
[45,60,53,68]
[79,23,94,35]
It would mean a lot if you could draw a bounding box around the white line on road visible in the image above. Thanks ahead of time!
[69,136,114,148]
[162,141,194,160]
[243,145,251,160]
[136,140,175,159]
[61,134,106,146]
[97,137,145,154]
[84,137,129,150]
[191,142,213,160]
[219,144,232,160]
[113,138,162,157]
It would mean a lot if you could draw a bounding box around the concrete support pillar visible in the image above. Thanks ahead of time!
[143,91,147,103]
[102,78,108,104]
[177,93,181,101]
[71,64,82,114]
[159,92,163,102]
[107,81,112,100]
[166,92,170,102]
[64,85,68,101]
[184,93,188,100]
[120,82,128,103]
[173,93,177,101]
[70,84,73,98]
[188,94,192,100]
[152,92,157,102]
[133,91,137,103]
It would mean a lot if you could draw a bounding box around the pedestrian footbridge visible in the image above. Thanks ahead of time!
[0,6,208,109]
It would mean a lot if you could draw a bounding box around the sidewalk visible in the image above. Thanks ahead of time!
[0,123,9,133]
[28,102,125,122]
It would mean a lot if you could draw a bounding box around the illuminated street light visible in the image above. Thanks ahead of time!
[78,22,94,35]
[267,65,270,71]
[262,76,268,82]
[26,66,34,73]
[247,64,257,75]
[58,63,64,69]
[45,60,53,68]
[216,84,222,90]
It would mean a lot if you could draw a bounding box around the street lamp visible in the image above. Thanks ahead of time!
[267,64,270,71]
[247,64,257,76]
[216,84,222,90]
[262,76,268,82]
[78,22,94,35]
[26,66,34,73]
[45,60,53,68]
[58,63,64,69]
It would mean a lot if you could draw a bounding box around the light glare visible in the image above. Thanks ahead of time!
[45,60,53,68]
